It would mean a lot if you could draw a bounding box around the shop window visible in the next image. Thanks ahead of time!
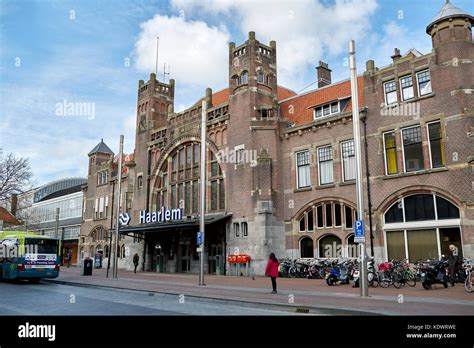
[386,230,406,260]
[427,122,445,168]
[383,131,398,175]
[300,237,314,258]
[407,229,438,261]
[402,126,423,172]
[439,228,462,257]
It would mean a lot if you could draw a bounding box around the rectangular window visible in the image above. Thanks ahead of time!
[242,222,248,237]
[296,151,311,188]
[330,102,339,114]
[137,175,143,189]
[314,102,339,119]
[315,108,323,118]
[178,183,183,210]
[299,216,306,231]
[407,229,438,261]
[323,105,330,116]
[318,146,333,185]
[317,205,324,228]
[184,182,190,215]
[170,185,176,209]
[402,126,424,172]
[219,180,225,210]
[211,180,218,211]
[400,75,414,100]
[386,231,406,260]
[192,180,198,213]
[345,206,353,229]
[334,203,342,227]
[325,203,333,227]
[307,210,314,231]
[417,70,432,96]
[428,122,445,168]
[384,80,397,105]
[234,223,240,238]
[383,131,398,175]
[341,140,356,181]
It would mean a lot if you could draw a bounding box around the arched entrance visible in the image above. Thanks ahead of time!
[300,237,314,258]
[318,235,342,258]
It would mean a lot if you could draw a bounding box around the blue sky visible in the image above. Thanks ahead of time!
[0,0,472,186]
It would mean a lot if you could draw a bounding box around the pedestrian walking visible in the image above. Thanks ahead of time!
[66,250,72,268]
[448,244,459,286]
[265,253,279,294]
[133,253,139,274]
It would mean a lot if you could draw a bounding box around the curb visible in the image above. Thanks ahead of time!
[43,278,382,316]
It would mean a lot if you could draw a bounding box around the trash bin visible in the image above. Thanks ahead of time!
[81,258,93,276]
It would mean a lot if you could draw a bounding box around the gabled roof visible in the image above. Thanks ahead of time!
[0,207,21,225]
[279,76,364,126]
[427,0,474,33]
[88,139,114,156]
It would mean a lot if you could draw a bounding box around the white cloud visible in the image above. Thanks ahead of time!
[170,0,378,88]
[133,14,230,89]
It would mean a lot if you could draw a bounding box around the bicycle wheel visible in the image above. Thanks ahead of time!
[379,272,390,288]
[288,267,297,278]
[368,271,379,288]
[406,271,417,287]
[465,274,473,293]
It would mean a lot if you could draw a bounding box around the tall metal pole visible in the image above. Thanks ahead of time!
[113,135,124,278]
[349,40,368,297]
[54,208,60,263]
[362,115,375,257]
[199,100,207,286]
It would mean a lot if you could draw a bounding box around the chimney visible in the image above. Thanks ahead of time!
[391,48,401,62]
[316,61,332,88]
[11,194,18,217]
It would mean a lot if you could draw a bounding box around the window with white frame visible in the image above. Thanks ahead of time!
[400,75,414,100]
[341,140,356,181]
[314,101,339,119]
[296,151,311,188]
[384,80,397,105]
[417,70,432,96]
[317,146,333,185]
[383,131,398,175]
[402,126,424,172]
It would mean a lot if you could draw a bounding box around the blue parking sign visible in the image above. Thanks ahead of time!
[197,232,203,245]
[354,220,365,243]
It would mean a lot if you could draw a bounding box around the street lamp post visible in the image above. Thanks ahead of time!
[349,40,368,297]
[113,135,124,279]
[199,100,207,286]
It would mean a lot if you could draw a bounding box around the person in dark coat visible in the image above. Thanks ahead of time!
[448,244,459,286]
[265,253,279,294]
[133,253,140,274]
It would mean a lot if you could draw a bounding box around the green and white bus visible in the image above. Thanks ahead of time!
[0,231,60,283]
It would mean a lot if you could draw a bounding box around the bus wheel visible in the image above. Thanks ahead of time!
[28,278,41,284]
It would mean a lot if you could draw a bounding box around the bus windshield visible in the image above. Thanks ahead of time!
[25,238,59,254]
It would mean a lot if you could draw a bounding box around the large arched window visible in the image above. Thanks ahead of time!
[156,142,225,214]
[300,237,314,258]
[319,235,342,258]
[89,226,107,242]
[298,202,356,231]
[383,193,461,261]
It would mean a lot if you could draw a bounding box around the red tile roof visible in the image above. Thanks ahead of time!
[193,86,297,108]
[0,207,21,225]
[280,76,364,126]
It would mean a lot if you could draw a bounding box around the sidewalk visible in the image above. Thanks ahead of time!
[46,267,474,315]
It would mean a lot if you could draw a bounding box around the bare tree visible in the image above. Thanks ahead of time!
[0,153,33,201]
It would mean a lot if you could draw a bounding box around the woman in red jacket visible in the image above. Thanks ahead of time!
[265,253,279,294]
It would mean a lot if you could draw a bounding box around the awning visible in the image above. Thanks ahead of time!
[117,213,232,235]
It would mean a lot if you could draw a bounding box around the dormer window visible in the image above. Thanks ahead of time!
[313,101,339,119]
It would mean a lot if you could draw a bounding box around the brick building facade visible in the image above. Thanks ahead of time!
[79,1,473,275]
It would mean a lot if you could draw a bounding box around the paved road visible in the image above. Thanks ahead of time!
[0,280,306,316]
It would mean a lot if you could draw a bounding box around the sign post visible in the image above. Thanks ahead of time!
[349,40,368,297]
[199,101,207,286]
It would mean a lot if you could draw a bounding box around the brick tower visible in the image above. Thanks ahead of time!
[226,32,285,274]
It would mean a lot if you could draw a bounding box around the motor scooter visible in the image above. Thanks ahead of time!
[421,259,449,290]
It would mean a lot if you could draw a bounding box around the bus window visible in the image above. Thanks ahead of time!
[25,238,59,254]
